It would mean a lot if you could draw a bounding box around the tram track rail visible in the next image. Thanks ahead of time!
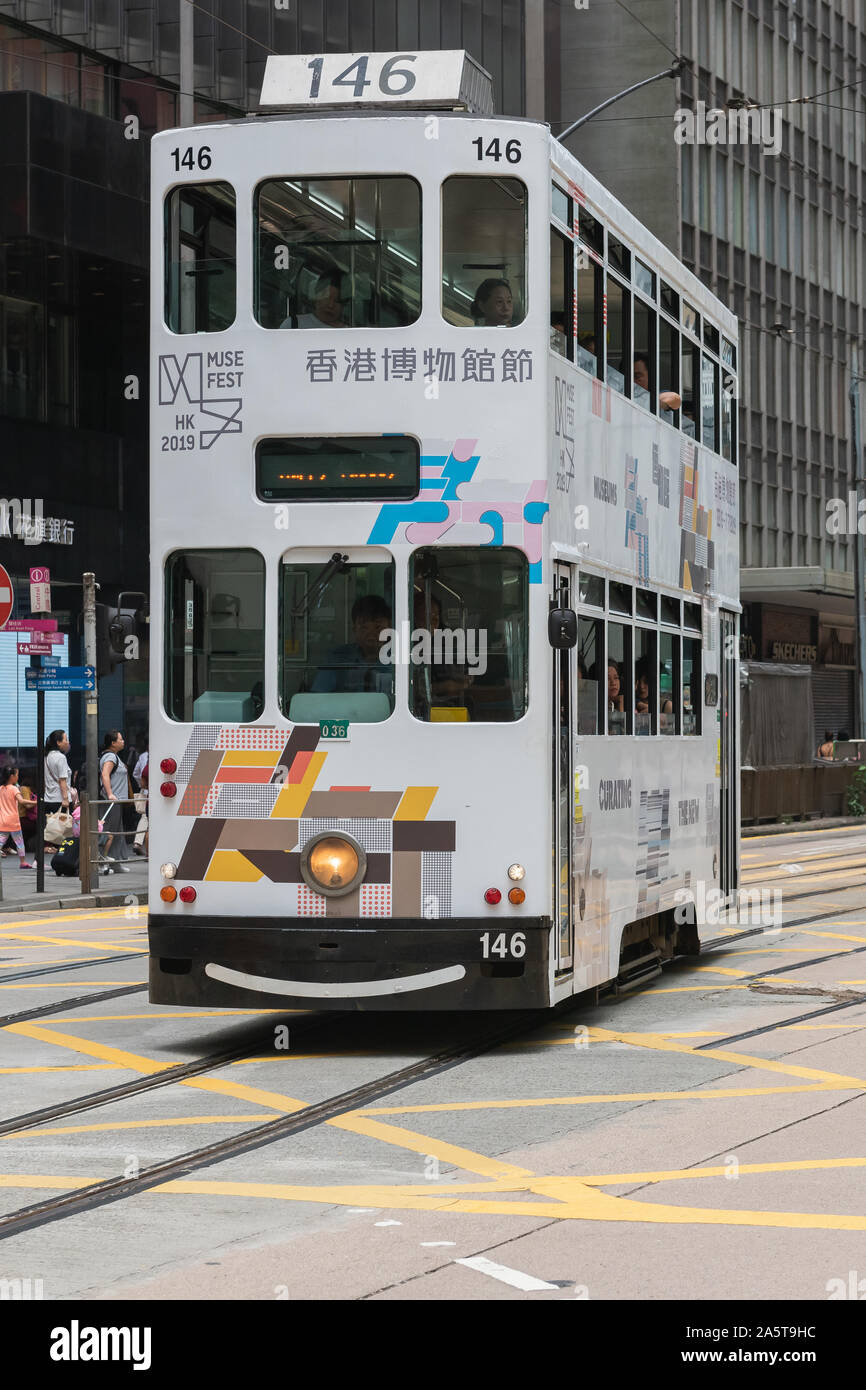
[4,923,866,1241]
[0,1005,557,1242]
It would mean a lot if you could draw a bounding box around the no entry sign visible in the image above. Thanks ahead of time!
[0,563,13,629]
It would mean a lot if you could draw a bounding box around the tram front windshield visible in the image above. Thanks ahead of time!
[278,547,528,725]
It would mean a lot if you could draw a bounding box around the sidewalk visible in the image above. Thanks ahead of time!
[0,852,148,912]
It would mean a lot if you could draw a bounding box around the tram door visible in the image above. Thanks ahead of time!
[719,609,739,896]
[552,563,574,971]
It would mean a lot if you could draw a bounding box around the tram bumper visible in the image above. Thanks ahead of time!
[148,916,551,1011]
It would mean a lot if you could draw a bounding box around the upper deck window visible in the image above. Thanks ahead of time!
[165,183,236,334]
[255,176,421,329]
[608,235,631,278]
[635,259,655,298]
[549,228,574,359]
[442,177,527,327]
[578,206,603,256]
[552,183,572,227]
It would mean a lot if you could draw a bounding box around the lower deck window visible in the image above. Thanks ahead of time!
[164,550,264,722]
[410,547,528,722]
[280,557,395,724]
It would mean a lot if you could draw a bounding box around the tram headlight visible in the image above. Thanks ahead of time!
[507,864,525,881]
[300,831,366,898]
[160,863,177,880]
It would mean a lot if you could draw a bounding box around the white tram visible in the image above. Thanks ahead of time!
[148,51,739,1010]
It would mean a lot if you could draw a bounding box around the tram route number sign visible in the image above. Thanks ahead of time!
[319,720,350,742]
[260,51,486,112]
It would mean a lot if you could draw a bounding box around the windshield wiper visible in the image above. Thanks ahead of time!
[291,552,350,618]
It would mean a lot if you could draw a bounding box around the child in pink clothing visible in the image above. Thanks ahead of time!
[0,766,37,867]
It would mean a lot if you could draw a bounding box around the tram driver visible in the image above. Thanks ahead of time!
[311,595,393,693]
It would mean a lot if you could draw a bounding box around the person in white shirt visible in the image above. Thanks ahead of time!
[280,272,346,329]
[43,730,71,816]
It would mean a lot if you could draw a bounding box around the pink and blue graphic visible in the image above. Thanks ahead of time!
[367,438,549,583]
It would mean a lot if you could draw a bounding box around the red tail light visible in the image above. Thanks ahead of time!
[160,757,177,775]
[484,888,501,905]
[160,781,177,798]
[179,886,197,903]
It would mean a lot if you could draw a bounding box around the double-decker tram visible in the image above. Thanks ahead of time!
[148,50,739,1010]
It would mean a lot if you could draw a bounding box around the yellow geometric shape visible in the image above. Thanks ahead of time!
[270,751,327,818]
[221,750,281,767]
[430,707,468,723]
[205,850,264,883]
[394,786,437,821]
[682,559,693,591]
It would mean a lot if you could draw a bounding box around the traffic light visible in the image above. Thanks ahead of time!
[95,592,148,676]
[94,602,118,678]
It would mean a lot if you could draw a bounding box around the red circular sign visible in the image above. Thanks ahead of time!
[0,563,13,630]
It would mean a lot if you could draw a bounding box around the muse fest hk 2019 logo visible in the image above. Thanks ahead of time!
[157,351,244,451]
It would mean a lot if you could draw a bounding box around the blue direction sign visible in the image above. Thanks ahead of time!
[25,665,95,691]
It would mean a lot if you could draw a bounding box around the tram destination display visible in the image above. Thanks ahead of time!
[256,436,419,501]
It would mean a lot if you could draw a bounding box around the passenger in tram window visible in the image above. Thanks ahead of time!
[311,595,392,693]
[471,278,514,327]
[551,311,567,353]
[281,272,346,329]
[412,591,470,712]
[607,660,625,733]
[633,354,682,411]
[634,658,651,716]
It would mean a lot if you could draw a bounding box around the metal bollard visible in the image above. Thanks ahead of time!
[79,796,92,896]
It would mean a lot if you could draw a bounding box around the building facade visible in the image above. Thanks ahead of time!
[2,0,861,765]
[549,0,866,744]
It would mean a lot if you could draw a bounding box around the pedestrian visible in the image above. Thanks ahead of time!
[43,729,72,817]
[816,730,834,759]
[132,745,148,856]
[0,766,36,869]
[99,730,130,872]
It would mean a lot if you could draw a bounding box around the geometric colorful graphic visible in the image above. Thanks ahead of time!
[678,438,715,594]
[367,438,549,583]
[624,453,649,582]
[636,787,672,918]
[170,724,455,918]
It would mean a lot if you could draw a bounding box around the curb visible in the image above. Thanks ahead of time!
[0,891,149,914]
[742,817,865,837]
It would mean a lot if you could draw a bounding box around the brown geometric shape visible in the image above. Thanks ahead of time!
[363,853,391,884]
[303,791,402,819]
[177,750,223,816]
[392,820,456,852]
[392,851,422,915]
[175,818,226,880]
[216,819,299,851]
[326,888,361,918]
[241,851,302,883]
[273,726,321,781]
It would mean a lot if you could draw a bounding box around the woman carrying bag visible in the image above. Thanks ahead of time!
[99,730,131,873]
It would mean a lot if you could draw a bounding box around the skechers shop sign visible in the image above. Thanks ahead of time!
[599,778,632,811]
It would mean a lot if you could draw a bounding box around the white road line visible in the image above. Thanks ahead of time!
[454,1256,559,1291]
[420,1242,456,1248]
[374,1220,402,1227]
